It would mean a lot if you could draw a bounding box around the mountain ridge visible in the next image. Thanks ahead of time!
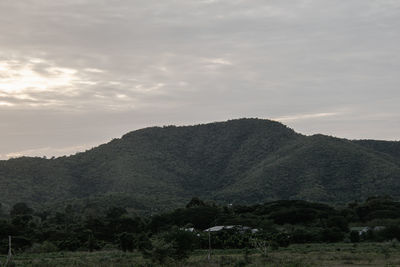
[1,118,400,214]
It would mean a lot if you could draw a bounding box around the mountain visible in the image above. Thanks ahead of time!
[1,118,400,214]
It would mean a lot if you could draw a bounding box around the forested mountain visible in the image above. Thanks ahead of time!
[1,118,400,214]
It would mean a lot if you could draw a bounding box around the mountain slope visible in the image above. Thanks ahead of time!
[218,134,400,203]
[1,118,400,213]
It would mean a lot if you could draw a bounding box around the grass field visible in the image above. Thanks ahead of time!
[1,242,400,266]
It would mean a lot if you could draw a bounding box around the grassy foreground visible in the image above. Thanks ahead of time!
[1,243,400,266]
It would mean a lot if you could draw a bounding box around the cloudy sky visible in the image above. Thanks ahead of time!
[0,0,399,159]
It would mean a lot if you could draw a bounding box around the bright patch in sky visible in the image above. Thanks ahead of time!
[0,59,77,94]
[273,112,340,122]
[0,101,14,106]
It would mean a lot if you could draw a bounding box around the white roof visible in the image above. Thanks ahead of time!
[204,225,259,233]
[204,225,235,232]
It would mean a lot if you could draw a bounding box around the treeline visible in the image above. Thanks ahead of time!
[2,196,400,262]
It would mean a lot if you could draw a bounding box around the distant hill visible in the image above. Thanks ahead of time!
[1,118,400,214]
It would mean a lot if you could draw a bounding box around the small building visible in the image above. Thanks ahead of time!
[204,225,258,234]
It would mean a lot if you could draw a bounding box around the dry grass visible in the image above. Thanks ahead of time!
[1,242,400,266]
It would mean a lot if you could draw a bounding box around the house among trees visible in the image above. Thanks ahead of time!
[350,226,386,235]
[204,225,259,234]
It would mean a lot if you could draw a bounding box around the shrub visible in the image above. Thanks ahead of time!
[29,241,58,253]
[349,231,360,243]
[119,232,135,252]
[321,227,344,243]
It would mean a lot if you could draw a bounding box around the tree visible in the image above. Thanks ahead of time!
[186,197,205,208]
[321,227,344,243]
[106,207,127,220]
[326,216,349,232]
[350,231,360,243]
[88,232,97,252]
[164,228,196,260]
[272,233,290,247]
[145,237,173,265]
[136,232,152,252]
[10,203,33,217]
[119,232,135,252]
[251,237,270,257]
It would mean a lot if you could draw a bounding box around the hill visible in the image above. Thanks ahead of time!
[1,118,400,214]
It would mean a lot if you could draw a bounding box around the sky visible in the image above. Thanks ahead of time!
[0,0,399,159]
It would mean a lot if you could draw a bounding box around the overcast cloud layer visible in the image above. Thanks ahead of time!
[0,0,399,159]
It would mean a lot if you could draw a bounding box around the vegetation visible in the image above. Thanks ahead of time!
[1,118,400,214]
[1,196,400,265]
[3,243,400,267]
[1,197,400,265]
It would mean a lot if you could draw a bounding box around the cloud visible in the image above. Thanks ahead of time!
[0,144,97,160]
[0,59,77,94]
[0,101,14,107]
[273,112,340,122]
[0,0,399,157]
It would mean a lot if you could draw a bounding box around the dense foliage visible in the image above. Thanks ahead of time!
[1,118,400,214]
[2,197,400,264]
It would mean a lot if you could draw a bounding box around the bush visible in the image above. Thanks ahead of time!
[119,232,135,252]
[349,231,360,243]
[377,225,400,241]
[136,232,152,251]
[144,237,173,265]
[291,229,318,243]
[58,237,81,251]
[273,233,290,247]
[164,228,196,260]
[321,227,344,243]
[28,241,58,253]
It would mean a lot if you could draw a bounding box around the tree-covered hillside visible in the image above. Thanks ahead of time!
[1,118,400,213]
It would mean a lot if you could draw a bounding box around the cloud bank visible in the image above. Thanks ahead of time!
[0,0,399,158]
